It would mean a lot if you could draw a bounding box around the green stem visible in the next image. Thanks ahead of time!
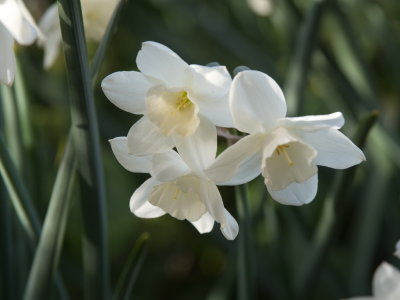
[56,1,109,299]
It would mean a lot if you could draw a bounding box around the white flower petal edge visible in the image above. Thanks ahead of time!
[109,137,152,173]
[267,174,318,206]
[151,151,190,182]
[298,129,366,169]
[190,212,214,234]
[230,70,286,134]
[127,116,174,155]
[0,0,38,45]
[136,41,188,88]
[373,262,400,299]
[394,240,400,259]
[102,71,151,115]
[278,112,344,131]
[0,24,15,86]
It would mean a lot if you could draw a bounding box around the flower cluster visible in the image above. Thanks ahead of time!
[102,41,365,240]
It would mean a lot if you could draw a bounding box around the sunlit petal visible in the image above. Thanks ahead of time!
[190,212,214,234]
[230,70,286,134]
[109,137,152,173]
[127,116,174,155]
[136,41,188,88]
[130,177,160,213]
[278,112,344,131]
[151,150,190,182]
[102,71,151,115]
[373,262,400,299]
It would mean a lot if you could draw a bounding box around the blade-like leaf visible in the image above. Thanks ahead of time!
[112,233,150,300]
[56,1,110,298]
[91,0,128,85]
[23,133,76,300]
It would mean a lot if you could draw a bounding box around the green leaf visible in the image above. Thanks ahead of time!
[91,0,128,86]
[112,233,150,300]
[23,133,76,300]
[56,0,110,299]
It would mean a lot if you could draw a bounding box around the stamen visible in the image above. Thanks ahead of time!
[175,91,192,111]
[276,144,294,166]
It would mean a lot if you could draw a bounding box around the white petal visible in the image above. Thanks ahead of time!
[373,262,400,298]
[101,71,151,115]
[148,175,207,222]
[0,0,38,45]
[127,116,174,155]
[136,41,188,88]
[298,129,365,169]
[220,209,239,240]
[190,212,214,234]
[278,112,344,131]
[151,150,190,182]
[205,133,264,184]
[185,65,233,127]
[198,179,237,239]
[219,151,262,186]
[261,129,317,190]
[174,117,217,171]
[134,201,166,219]
[268,174,318,206]
[394,240,400,259]
[38,3,61,69]
[109,137,152,173]
[230,70,286,134]
[0,24,15,86]
[146,86,200,136]
[130,177,157,212]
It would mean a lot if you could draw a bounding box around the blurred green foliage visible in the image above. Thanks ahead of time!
[1,0,400,299]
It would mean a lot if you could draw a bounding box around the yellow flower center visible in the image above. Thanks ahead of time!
[276,144,294,166]
[175,91,192,111]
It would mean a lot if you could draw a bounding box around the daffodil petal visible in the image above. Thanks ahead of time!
[109,137,152,173]
[127,116,174,155]
[102,71,151,115]
[151,150,190,182]
[267,174,318,206]
[218,151,262,186]
[136,41,188,88]
[130,177,161,213]
[0,24,15,86]
[373,262,400,299]
[230,70,286,134]
[298,129,366,169]
[205,133,264,184]
[190,212,214,234]
[278,112,344,131]
[185,65,233,127]
[174,116,217,171]
[0,0,38,45]
[134,201,166,219]
[220,209,239,240]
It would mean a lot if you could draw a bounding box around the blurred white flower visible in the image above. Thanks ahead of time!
[102,41,233,159]
[206,70,365,206]
[109,136,239,240]
[0,0,39,85]
[38,0,119,69]
[394,240,400,259]
[246,0,273,17]
[342,262,400,300]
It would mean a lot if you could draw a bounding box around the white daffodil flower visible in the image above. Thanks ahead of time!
[38,0,119,69]
[394,240,400,259]
[0,0,39,85]
[342,262,400,300]
[109,135,239,240]
[206,70,365,206]
[102,41,233,159]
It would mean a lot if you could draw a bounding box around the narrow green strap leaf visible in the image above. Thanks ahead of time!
[23,133,76,300]
[0,133,39,243]
[235,185,255,300]
[91,0,128,85]
[284,0,333,115]
[294,111,379,298]
[112,233,150,300]
[56,1,110,298]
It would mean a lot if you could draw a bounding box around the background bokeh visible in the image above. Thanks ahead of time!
[2,0,400,299]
